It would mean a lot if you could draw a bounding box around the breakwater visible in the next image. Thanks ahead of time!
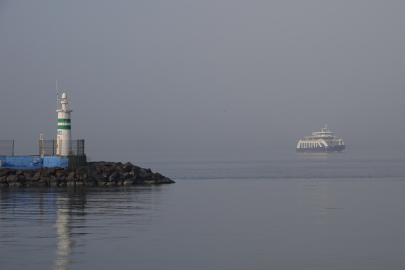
[0,161,174,187]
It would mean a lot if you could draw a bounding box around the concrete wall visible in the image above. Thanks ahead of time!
[43,156,69,168]
[0,155,70,169]
[0,156,43,170]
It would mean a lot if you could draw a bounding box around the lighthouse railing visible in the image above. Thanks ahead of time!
[39,140,85,157]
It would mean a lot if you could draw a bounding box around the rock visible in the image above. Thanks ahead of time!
[33,172,41,180]
[130,166,141,176]
[46,168,56,175]
[153,173,163,181]
[40,170,50,178]
[58,179,67,186]
[109,172,119,181]
[7,175,19,181]
[158,178,175,184]
[138,169,151,179]
[95,178,107,186]
[67,172,76,181]
[106,181,117,186]
[56,171,65,178]
[0,161,174,188]
[0,176,8,187]
[143,180,157,184]
[8,181,22,187]
[122,172,133,180]
[102,165,115,173]
[123,179,135,185]
[122,162,133,172]
[85,179,96,186]
[24,180,37,186]
[0,169,10,177]
[34,179,48,187]
[49,179,59,186]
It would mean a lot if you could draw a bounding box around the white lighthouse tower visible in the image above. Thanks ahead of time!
[56,92,72,156]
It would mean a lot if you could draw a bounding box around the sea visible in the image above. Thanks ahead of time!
[1,148,405,270]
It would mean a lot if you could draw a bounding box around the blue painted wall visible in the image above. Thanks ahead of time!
[43,156,69,168]
[0,156,69,169]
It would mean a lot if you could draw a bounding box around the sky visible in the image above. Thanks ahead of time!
[1,1,405,158]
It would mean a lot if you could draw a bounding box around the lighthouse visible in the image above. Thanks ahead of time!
[56,92,72,156]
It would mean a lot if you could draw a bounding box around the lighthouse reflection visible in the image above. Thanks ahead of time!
[53,188,86,270]
[51,185,161,269]
[53,205,74,269]
[0,185,164,269]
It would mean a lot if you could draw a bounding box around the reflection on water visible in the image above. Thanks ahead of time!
[308,183,329,226]
[54,198,74,269]
[0,186,165,269]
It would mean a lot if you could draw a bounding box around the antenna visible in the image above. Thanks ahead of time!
[56,79,58,109]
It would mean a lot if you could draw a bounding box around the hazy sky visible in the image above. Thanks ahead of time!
[1,1,405,158]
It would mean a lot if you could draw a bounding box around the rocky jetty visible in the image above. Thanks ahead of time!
[0,161,175,187]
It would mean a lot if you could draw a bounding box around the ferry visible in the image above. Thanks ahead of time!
[296,125,345,153]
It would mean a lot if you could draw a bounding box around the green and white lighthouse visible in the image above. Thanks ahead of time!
[56,92,72,156]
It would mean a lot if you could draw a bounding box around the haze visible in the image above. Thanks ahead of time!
[1,1,404,159]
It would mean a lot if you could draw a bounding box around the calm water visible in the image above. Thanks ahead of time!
[1,149,405,269]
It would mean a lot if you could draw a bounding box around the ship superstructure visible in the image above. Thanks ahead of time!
[296,125,345,153]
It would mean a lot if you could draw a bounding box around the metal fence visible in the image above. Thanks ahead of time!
[39,140,85,156]
[0,140,14,156]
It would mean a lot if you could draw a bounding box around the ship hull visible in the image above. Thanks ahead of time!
[296,145,345,153]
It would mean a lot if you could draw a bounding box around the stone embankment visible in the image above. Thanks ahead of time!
[0,161,175,187]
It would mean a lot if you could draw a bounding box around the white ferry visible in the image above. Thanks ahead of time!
[296,125,345,153]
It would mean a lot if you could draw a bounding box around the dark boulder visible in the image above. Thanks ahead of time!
[49,178,59,186]
[85,178,96,186]
[106,181,117,186]
[153,173,163,181]
[34,179,48,187]
[109,172,119,182]
[67,172,76,181]
[67,181,75,186]
[0,176,8,187]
